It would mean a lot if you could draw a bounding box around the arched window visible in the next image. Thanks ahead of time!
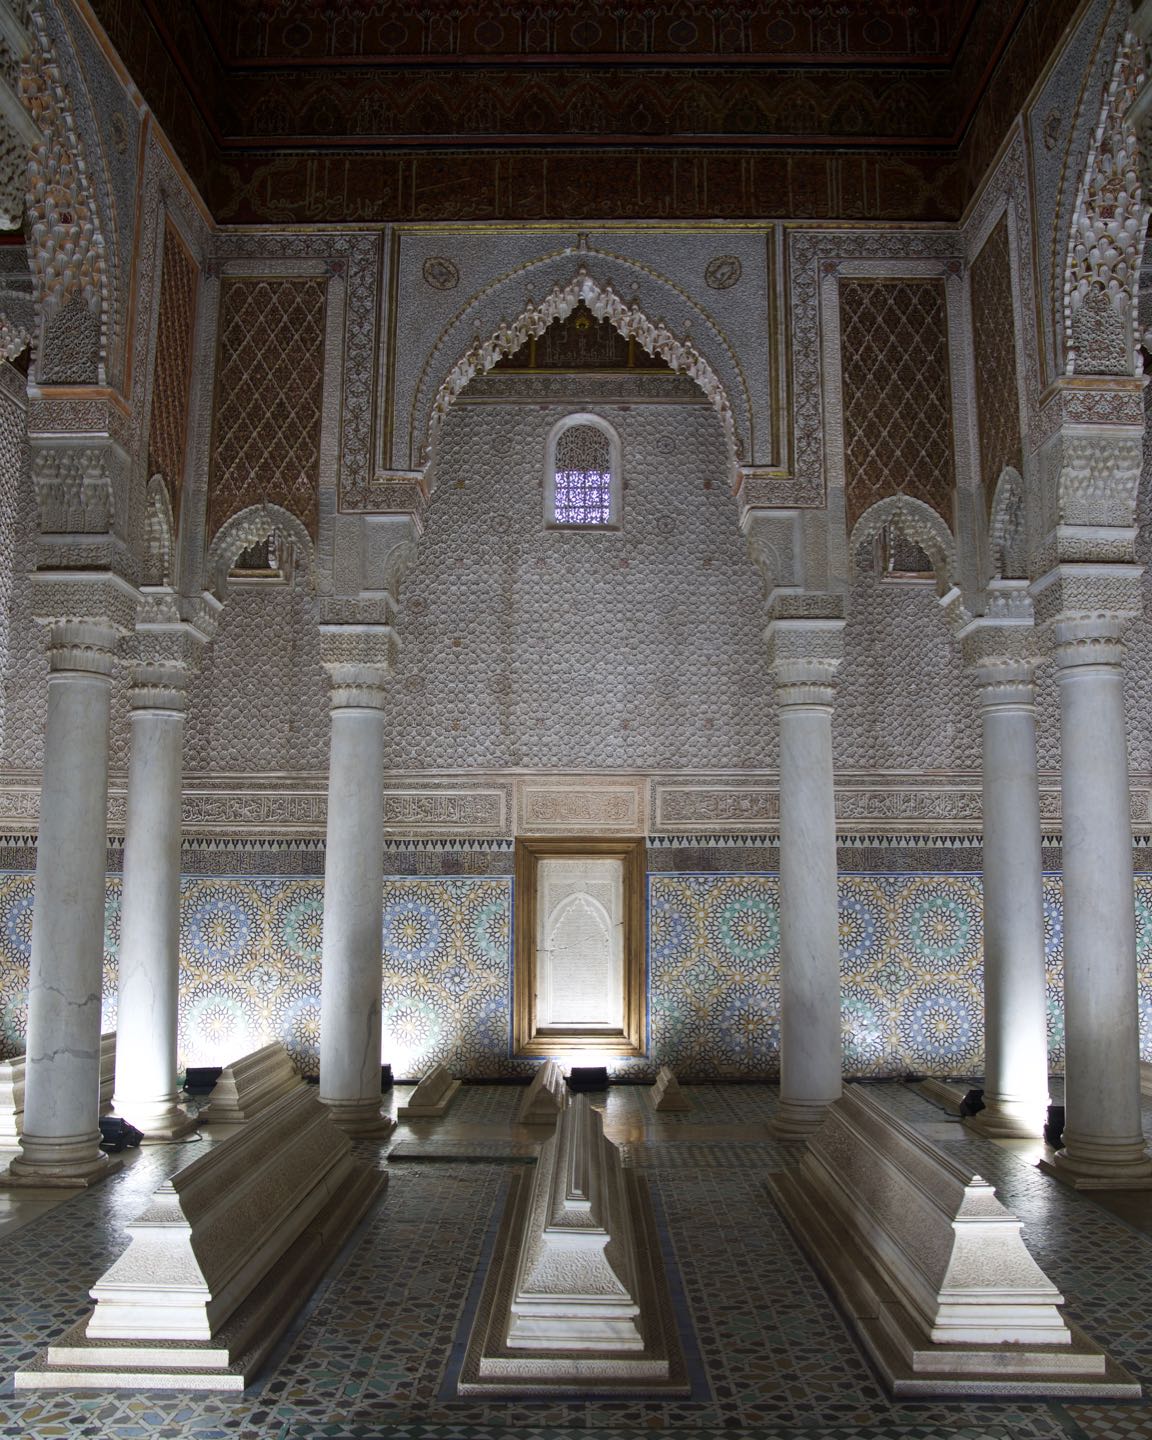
[546,415,621,530]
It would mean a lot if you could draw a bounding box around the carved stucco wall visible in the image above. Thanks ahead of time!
[385,397,773,771]
[7,382,1152,788]
[183,581,329,774]
[836,576,980,773]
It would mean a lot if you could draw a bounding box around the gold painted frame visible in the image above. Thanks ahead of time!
[513,836,647,1058]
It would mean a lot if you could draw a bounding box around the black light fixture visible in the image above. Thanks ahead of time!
[98,1117,143,1152]
[959,1087,985,1118]
[1044,1104,1065,1148]
[183,1066,222,1095]
[567,1066,609,1092]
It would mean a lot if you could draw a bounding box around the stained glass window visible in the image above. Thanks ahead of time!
[552,424,615,527]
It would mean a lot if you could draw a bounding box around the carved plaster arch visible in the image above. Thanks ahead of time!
[988,466,1028,581]
[412,263,747,483]
[204,503,316,599]
[143,474,175,588]
[849,495,957,592]
[23,1,118,387]
[1061,30,1147,377]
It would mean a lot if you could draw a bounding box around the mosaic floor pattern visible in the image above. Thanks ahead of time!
[1,1084,1152,1438]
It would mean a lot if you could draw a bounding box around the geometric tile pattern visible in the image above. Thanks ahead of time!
[3,869,1152,1080]
[380,878,511,1078]
[0,874,511,1078]
[2,1083,1151,1438]
[208,276,328,543]
[649,872,1151,1080]
[649,875,782,1076]
[839,277,956,529]
[970,214,1022,511]
[147,219,198,523]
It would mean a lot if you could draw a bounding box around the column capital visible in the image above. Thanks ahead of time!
[128,660,192,715]
[320,621,398,711]
[40,619,119,679]
[1030,563,1143,633]
[1050,613,1129,672]
[764,611,844,708]
[971,659,1037,710]
[958,603,1040,689]
[32,571,137,679]
[129,588,218,710]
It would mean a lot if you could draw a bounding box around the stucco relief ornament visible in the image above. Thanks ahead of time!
[1064,36,1148,377]
[705,255,742,289]
[422,256,459,290]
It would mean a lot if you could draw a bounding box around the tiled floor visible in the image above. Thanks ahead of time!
[1,1082,1151,1439]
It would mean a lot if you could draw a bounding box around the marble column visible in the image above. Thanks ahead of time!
[9,621,119,1184]
[110,660,197,1141]
[319,649,395,1136]
[1049,616,1152,1188]
[966,658,1050,1138]
[767,618,845,1138]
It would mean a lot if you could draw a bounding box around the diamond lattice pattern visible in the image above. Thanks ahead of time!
[147,221,198,523]
[839,278,955,530]
[970,217,1021,514]
[208,276,327,542]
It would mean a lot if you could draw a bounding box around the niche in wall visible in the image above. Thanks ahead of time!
[513,837,646,1057]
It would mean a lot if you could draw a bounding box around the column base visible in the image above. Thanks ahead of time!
[111,1094,197,1140]
[1040,1133,1152,1191]
[3,1150,122,1189]
[112,1098,199,1144]
[768,1096,836,1140]
[319,1097,396,1139]
[964,1097,1047,1140]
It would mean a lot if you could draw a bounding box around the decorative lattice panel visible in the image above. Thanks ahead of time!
[839,278,955,529]
[554,424,612,525]
[208,276,327,542]
[970,217,1021,512]
[147,221,198,522]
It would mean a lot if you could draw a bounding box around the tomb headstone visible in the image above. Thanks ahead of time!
[202,1042,305,1125]
[397,1064,461,1119]
[517,1059,567,1124]
[650,1066,691,1112]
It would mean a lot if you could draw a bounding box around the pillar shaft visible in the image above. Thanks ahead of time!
[11,624,117,1183]
[969,663,1049,1137]
[319,671,392,1135]
[767,625,844,1139]
[111,666,196,1140]
[1052,618,1151,1188]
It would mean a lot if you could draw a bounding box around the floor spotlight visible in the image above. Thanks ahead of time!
[183,1066,222,1095]
[959,1087,985,1118]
